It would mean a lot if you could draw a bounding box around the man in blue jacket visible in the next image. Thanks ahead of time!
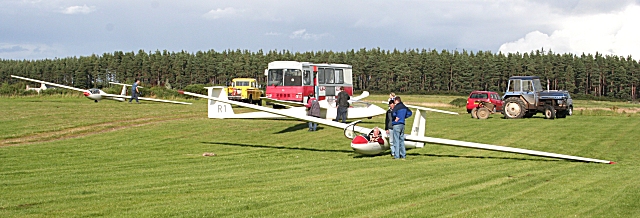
[391,96,412,159]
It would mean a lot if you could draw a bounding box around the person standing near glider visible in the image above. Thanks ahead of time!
[306,93,321,131]
[129,79,140,104]
[336,86,350,123]
[392,96,412,159]
[385,99,396,157]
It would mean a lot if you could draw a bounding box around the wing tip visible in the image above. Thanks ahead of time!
[609,161,617,164]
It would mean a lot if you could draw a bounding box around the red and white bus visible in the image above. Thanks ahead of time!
[264,61,353,102]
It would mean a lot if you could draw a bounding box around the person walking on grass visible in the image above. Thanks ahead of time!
[306,93,321,131]
[129,79,140,104]
[335,86,350,123]
[391,96,412,159]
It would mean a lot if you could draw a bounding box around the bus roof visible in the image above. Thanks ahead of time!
[267,61,352,69]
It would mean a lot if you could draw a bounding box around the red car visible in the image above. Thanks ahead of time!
[466,91,503,113]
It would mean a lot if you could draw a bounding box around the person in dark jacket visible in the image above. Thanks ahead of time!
[129,79,140,104]
[335,86,350,123]
[305,93,321,131]
[385,99,396,157]
[391,96,412,159]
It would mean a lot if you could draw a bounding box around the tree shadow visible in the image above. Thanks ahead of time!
[201,141,352,154]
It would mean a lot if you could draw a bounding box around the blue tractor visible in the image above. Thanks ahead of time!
[502,76,573,119]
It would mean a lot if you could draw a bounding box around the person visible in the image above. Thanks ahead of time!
[385,99,396,157]
[335,86,350,123]
[391,96,412,159]
[388,92,396,102]
[129,79,140,104]
[305,93,321,131]
[368,127,383,144]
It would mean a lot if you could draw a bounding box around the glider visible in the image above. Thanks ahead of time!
[201,86,385,119]
[180,89,614,164]
[11,75,191,105]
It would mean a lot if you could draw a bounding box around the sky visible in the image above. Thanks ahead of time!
[1,0,639,60]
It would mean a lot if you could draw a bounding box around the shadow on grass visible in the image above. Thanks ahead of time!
[203,142,564,163]
[202,141,352,154]
[406,153,561,162]
[273,123,325,134]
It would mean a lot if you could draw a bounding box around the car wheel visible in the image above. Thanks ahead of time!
[477,108,490,119]
[503,97,526,119]
[471,108,478,119]
[544,105,556,119]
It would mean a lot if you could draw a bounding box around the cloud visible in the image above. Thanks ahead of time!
[0,43,60,60]
[203,7,241,19]
[60,4,96,14]
[289,29,329,40]
[499,4,640,59]
[264,32,281,36]
[0,45,29,53]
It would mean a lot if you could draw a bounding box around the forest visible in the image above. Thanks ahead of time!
[1,48,638,101]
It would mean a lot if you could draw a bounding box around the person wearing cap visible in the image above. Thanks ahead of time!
[385,99,396,157]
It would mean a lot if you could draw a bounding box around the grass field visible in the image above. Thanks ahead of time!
[1,95,639,217]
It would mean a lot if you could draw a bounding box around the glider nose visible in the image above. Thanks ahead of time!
[83,92,90,97]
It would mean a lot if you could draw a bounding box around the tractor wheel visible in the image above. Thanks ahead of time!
[471,108,478,119]
[544,105,556,119]
[503,97,526,119]
[257,99,262,106]
[476,108,491,119]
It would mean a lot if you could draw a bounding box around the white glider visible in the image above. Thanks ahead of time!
[203,87,385,120]
[11,75,191,105]
[180,89,614,164]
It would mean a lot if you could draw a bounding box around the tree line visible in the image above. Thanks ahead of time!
[1,48,638,101]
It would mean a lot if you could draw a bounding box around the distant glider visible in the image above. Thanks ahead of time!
[11,75,191,105]
[180,89,614,164]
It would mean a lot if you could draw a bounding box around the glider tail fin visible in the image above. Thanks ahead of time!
[410,108,426,148]
[206,86,235,119]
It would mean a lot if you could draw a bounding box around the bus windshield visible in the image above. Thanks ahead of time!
[267,69,284,86]
[284,69,302,86]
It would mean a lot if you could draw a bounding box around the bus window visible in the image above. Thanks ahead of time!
[284,69,302,86]
[318,68,326,84]
[303,70,312,85]
[267,69,284,86]
[325,68,335,84]
[335,69,344,84]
